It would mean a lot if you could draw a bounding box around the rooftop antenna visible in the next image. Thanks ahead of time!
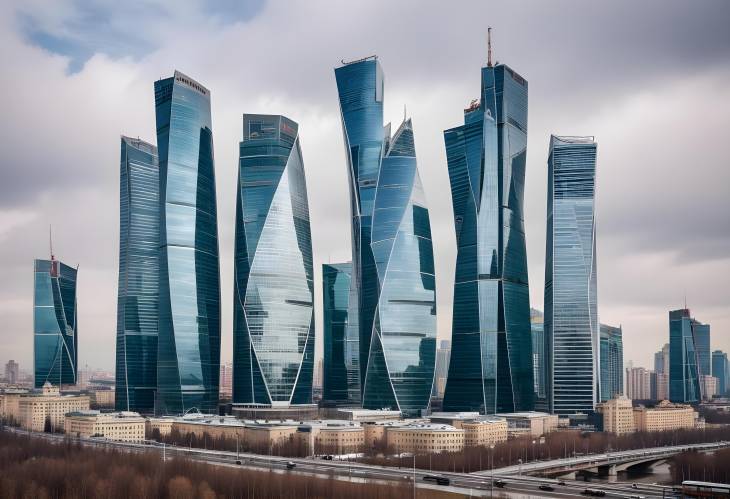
[49,225,54,262]
[487,27,493,67]
[403,104,407,122]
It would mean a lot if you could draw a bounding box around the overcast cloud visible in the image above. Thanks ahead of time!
[0,0,728,375]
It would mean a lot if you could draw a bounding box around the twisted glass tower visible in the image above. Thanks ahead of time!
[155,71,221,414]
[34,257,78,388]
[233,114,314,406]
[336,57,437,416]
[545,135,598,415]
[669,308,702,403]
[442,62,533,414]
[322,262,351,405]
[115,136,159,413]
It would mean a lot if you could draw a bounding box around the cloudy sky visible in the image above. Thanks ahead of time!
[1,0,728,376]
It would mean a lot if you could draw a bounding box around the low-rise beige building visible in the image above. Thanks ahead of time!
[387,423,464,454]
[64,411,145,442]
[172,415,247,443]
[16,383,89,431]
[89,389,115,408]
[0,389,29,423]
[497,412,559,437]
[633,400,696,432]
[146,417,174,437]
[461,418,508,446]
[597,395,635,435]
[245,422,299,448]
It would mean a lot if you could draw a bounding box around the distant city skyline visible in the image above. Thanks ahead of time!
[1,1,729,377]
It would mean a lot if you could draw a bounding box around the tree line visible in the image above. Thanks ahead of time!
[670,447,730,484]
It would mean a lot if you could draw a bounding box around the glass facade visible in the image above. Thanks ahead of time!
[544,135,598,415]
[669,308,701,403]
[233,114,314,406]
[335,58,437,416]
[694,322,711,376]
[712,350,729,397]
[322,262,352,405]
[155,71,221,415]
[442,63,533,414]
[34,258,78,388]
[530,309,545,401]
[115,136,159,413]
[654,343,670,374]
[599,323,623,402]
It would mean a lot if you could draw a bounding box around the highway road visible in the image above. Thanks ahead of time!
[3,426,685,498]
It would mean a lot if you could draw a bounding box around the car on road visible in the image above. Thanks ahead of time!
[581,489,606,497]
[286,461,296,470]
[629,495,645,499]
[493,480,507,488]
[631,483,639,489]
[235,460,242,465]
[557,480,566,486]
[539,485,555,492]
[422,475,450,486]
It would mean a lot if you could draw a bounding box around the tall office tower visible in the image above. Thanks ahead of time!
[432,340,452,399]
[599,324,624,402]
[322,262,352,405]
[530,309,546,403]
[441,55,533,415]
[544,135,598,415]
[669,308,701,403]
[626,367,652,400]
[655,372,669,401]
[335,57,437,416]
[233,114,315,407]
[34,253,78,388]
[219,362,232,398]
[4,360,19,384]
[115,136,159,413]
[654,343,670,374]
[155,71,221,414]
[712,350,729,396]
[694,322,711,376]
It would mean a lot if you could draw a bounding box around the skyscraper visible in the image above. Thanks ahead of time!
[441,56,533,414]
[34,254,78,388]
[530,309,546,403]
[654,343,670,374]
[694,322,711,376]
[626,367,652,400]
[322,262,352,405]
[712,350,729,397]
[233,114,314,407]
[115,136,159,414]
[544,135,598,415]
[432,340,451,399]
[669,308,701,404]
[4,360,19,384]
[335,57,437,416]
[155,71,221,415]
[600,324,623,402]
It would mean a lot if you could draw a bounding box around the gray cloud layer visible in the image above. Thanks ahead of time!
[1,0,728,375]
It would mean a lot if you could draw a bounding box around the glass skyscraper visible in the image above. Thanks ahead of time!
[442,61,533,414]
[544,135,598,415]
[530,309,545,402]
[115,136,159,413]
[233,114,314,407]
[34,256,78,388]
[335,57,437,416]
[322,262,352,405]
[155,71,221,414]
[669,308,701,404]
[712,350,729,397]
[654,343,670,374]
[599,323,623,402]
[694,322,711,376]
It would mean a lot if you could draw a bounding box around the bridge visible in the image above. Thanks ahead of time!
[477,440,730,479]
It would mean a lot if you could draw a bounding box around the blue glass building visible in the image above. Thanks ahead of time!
[322,262,352,405]
[530,309,545,403]
[115,136,159,413]
[233,114,314,407]
[712,350,729,397]
[599,323,623,402]
[694,322,711,377]
[155,71,221,415]
[34,257,78,388]
[441,61,533,414]
[335,57,437,416]
[544,135,598,415]
[669,308,701,404]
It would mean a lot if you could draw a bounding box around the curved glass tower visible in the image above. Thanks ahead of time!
[115,136,159,413]
[669,308,702,403]
[336,58,437,416]
[155,71,221,415]
[442,62,533,414]
[233,114,314,406]
[599,323,623,402]
[322,262,352,405]
[34,257,78,388]
[545,135,598,415]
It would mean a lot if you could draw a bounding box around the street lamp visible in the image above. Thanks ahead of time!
[489,443,495,498]
[518,458,522,476]
[532,440,536,462]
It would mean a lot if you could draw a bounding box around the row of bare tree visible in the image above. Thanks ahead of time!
[670,447,730,484]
